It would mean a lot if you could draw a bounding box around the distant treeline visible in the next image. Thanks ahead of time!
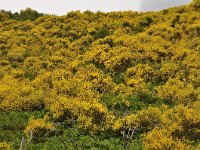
[0,8,44,21]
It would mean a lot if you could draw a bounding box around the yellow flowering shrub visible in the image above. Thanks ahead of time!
[159,62,179,81]
[156,78,197,104]
[0,2,199,148]
[0,75,44,111]
[111,106,163,133]
[162,105,200,141]
[7,46,27,62]
[32,71,53,90]
[24,116,55,137]
[136,107,163,133]
[185,21,200,39]
[23,56,44,76]
[144,128,191,150]
[144,105,200,149]
[0,142,10,150]
[125,64,155,82]
[46,96,114,132]
[146,24,182,42]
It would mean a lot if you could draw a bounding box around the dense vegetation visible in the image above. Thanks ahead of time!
[0,0,200,149]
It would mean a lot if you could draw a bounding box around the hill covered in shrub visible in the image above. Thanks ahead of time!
[0,0,199,149]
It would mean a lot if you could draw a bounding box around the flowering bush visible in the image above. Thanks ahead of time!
[0,1,199,149]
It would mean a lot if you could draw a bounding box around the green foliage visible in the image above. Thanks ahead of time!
[139,16,153,28]
[0,111,45,149]
[93,27,110,39]
[0,8,44,21]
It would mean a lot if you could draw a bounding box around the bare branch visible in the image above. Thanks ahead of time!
[19,137,24,150]
[24,130,33,150]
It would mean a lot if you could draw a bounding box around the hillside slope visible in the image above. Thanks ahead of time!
[0,0,199,149]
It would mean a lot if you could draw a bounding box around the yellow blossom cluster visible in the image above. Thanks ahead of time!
[24,116,55,137]
[0,142,10,150]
